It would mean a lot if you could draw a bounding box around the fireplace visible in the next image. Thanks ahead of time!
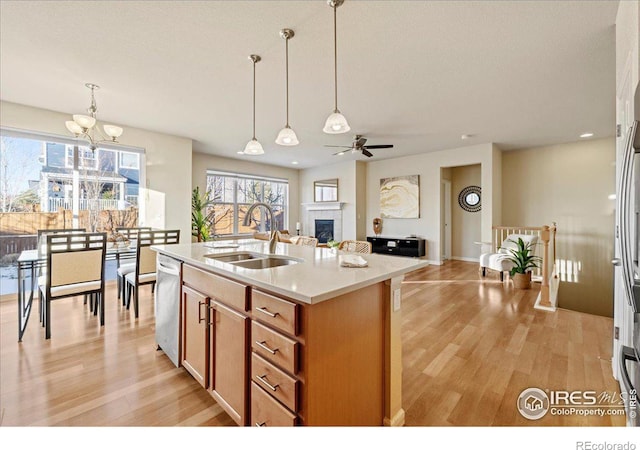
[314,219,334,244]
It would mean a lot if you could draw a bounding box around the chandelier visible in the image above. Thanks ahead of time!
[65,83,123,151]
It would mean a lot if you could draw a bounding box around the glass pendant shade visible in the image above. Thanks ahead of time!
[103,124,124,138]
[65,120,84,134]
[275,126,299,146]
[323,111,351,134]
[72,114,96,129]
[244,138,264,155]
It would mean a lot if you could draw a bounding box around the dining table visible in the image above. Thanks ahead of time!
[16,244,137,341]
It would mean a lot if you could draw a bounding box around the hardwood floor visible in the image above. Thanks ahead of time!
[0,261,624,426]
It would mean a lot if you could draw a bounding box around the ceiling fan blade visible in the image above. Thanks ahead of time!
[355,136,367,147]
[362,149,374,158]
[332,150,348,156]
[363,145,393,149]
[324,145,351,148]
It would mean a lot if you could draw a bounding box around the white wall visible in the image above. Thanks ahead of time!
[299,160,359,240]
[0,101,193,240]
[616,0,640,94]
[192,151,300,234]
[450,164,481,261]
[366,143,501,263]
[502,138,615,317]
[355,161,367,240]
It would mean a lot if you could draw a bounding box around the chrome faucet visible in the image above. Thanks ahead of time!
[242,202,278,253]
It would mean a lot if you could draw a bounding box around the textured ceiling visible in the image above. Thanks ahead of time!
[0,1,618,168]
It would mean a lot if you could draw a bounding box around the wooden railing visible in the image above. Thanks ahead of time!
[491,223,557,308]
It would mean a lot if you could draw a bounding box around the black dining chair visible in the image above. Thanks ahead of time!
[114,227,152,303]
[124,229,180,318]
[38,232,107,339]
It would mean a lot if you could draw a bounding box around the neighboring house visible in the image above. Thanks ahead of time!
[39,142,140,212]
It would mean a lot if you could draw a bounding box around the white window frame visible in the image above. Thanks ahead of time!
[206,171,288,236]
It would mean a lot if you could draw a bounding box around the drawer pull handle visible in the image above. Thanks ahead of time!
[256,422,266,427]
[255,306,279,318]
[198,301,206,323]
[255,340,279,355]
[256,374,279,391]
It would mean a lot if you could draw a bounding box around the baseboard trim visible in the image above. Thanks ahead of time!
[450,256,479,263]
[383,408,405,427]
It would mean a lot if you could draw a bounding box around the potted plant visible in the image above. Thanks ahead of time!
[505,237,542,289]
[191,186,215,242]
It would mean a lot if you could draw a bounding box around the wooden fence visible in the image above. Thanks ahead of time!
[0,208,138,235]
[0,208,139,259]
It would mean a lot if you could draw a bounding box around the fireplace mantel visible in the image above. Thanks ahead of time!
[302,202,345,211]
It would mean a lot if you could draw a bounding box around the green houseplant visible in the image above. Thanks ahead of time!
[191,186,215,242]
[505,237,542,289]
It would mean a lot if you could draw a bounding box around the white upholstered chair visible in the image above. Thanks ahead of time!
[479,234,538,282]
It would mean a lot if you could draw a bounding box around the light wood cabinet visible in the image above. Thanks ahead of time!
[209,300,249,425]
[181,285,209,388]
[181,264,386,426]
[182,264,250,426]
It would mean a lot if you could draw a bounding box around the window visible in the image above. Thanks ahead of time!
[206,171,288,236]
[119,152,139,170]
[0,128,144,217]
[65,146,98,170]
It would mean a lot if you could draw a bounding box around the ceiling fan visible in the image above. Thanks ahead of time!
[325,135,394,158]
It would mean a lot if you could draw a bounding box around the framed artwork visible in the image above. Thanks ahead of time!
[379,175,420,218]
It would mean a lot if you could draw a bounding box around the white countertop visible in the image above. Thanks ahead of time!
[151,240,428,304]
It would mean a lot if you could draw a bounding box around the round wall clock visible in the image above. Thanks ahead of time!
[458,186,481,212]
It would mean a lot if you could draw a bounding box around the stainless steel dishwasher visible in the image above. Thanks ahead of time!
[155,254,182,367]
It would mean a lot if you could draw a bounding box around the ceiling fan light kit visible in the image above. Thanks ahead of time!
[243,54,264,156]
[65,83,123,151]
[323,0,350,135]
[326,134,393,158]
[275,28,300,146]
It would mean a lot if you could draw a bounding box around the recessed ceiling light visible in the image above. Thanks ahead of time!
[237,151,245,154]
[292,161,299,165]
[336,151,345,156]
[461,134,473,140]
[580,132,594,138]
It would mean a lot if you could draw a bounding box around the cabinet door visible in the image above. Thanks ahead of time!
[181,285,209,388]
[209,300,249,425]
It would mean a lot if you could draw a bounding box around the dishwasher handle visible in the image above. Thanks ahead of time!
[157,262,180,277]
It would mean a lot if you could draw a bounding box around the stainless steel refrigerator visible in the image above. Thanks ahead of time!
[614,84,640,426]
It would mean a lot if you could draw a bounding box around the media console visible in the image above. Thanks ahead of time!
[366,236,426,258]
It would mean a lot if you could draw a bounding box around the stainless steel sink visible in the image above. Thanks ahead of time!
[204,252,259,262]
[230,257,299,269]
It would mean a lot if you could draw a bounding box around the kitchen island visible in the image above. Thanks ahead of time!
[152,239,427,426]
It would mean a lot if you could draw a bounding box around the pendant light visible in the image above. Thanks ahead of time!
[243,54,264,155]
[323,0,350,134]
[275,28,299,146]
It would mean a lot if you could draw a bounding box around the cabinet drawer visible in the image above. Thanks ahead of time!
[251,382,296,427]
[252,321,299,375]
[252,289,299,336]
[183,264,248,312]
[251,353,298,412]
